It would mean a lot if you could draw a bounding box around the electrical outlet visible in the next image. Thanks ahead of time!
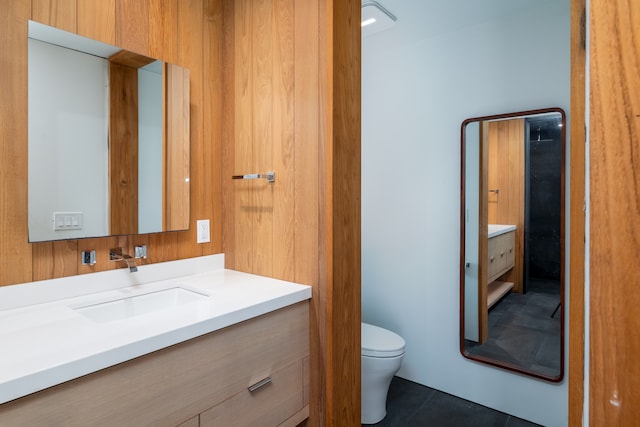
[197,219,210,244]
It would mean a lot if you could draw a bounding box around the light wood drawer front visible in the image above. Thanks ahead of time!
[200,359,304,427]
[488,231,515,282]
[0,302,309,427]
[488,236,500,279]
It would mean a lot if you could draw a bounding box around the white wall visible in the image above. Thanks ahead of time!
[28,38,109,242]
[361,1,570,426]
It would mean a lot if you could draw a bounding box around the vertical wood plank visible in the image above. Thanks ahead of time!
[589,0,640,424]
[0,0,32,287]
[147,232,178,263]
[32,242,54,281]
[77,0,115,45]
[221,0,236,268]
[568,0,586,424]
[109,61,139,236]
[31,0,77,32]
[327,0,361,424]
[33,241,78,281]
[294,0,323,422]
[233,0,255,272]
[271,0,295,281]
[51,240,79,277]
[252,0,274,277]
[165,64,191,231]
[175,0,205,259]
[203,0,224,256]
[148,0,178,63]
[116,0,150,55]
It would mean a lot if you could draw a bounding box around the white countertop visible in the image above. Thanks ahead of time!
[488,224,517,238]
[0,255,311,404]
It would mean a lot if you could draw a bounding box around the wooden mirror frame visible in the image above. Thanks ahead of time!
[459,107,566,382]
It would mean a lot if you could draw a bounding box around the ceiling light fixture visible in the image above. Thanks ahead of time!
[361,18,377,27]
[361,1,397,37]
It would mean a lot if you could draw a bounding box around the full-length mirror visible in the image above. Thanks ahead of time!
[28,21,190,242]
[460,108,565,381]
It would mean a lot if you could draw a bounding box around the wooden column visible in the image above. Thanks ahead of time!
[589,0,640,424]
[568,0,586,424]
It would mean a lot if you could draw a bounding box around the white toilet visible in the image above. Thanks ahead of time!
[361,322,406,424]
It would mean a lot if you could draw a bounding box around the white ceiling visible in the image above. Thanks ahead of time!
[363,0,560,42]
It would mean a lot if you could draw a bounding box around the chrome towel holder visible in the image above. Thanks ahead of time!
[231,171,275,183]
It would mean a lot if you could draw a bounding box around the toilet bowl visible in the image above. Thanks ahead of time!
[361,322,405,424]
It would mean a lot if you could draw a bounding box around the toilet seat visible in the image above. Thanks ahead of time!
[362,322,405,358]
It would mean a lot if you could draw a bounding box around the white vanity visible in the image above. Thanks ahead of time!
[0,255,311,426]
[487,224,516,308]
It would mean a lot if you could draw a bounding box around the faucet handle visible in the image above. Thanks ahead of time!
[134,245,147,259]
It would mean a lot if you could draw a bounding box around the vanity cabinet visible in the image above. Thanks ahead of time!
[0,302,310,427]
[487,230,515,308]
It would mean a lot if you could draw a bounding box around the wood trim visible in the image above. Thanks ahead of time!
[588,0,640,424]
[109,49,155,68]
[568,0,586,424]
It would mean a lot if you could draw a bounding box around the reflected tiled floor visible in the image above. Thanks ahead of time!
[464,278,561,377]
[363,377,541,427]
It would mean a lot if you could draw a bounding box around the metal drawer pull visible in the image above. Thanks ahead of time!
[232,172,275,183]
[248,377,272,392]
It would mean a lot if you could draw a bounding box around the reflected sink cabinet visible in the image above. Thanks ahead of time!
[0,302,310,427]
[487,230,516,308]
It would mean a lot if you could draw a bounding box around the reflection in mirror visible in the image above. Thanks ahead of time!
[28,21,190,242]
[460,108,565,381]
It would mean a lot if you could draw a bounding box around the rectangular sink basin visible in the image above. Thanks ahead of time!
[74,287,209,323]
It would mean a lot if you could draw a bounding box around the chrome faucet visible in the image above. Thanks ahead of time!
[110,248,138,272]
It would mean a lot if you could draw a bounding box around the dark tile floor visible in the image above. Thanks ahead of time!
[364,377,541,427]
[463,278,561,378]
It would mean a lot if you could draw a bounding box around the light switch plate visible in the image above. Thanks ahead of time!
[197,219,210,243]
[53,212,83,231]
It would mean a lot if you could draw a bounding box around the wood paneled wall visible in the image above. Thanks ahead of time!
[1,0,222,282]
[486,119,524,293]
[221,0,361,424]
[589,0,640,424]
